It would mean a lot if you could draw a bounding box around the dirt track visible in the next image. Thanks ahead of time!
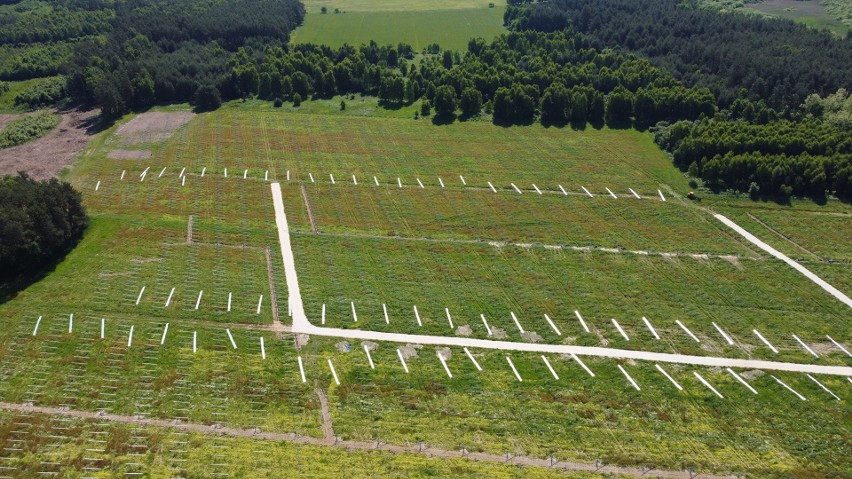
[0,108,98,180]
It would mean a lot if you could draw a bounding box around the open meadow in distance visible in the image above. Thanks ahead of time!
[291,0,506,50]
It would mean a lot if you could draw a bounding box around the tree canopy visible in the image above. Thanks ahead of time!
[0,173,88,277]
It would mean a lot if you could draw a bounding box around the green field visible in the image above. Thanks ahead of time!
[702,0,851,36]
[747,0,849,36]
[0,100,849,477]
[291,7,507,51]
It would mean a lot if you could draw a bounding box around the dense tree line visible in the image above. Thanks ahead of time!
[0,173,87,277]
[226,31,715,128]
[653,118,852,198]
[506,0,852,110]
[0,0,113,45]
[62,0,306,118]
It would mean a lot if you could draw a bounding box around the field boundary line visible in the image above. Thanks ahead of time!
[745,212,822,260]
[315,388,335,443]
[0,402,738,479]
[301,184,318,234]
[300,231,758,261]
[715,214,852,309]
[264,246,282,334]
[271,182,852,377]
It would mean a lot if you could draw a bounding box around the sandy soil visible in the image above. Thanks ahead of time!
[0,109,98,180]
[0,114,19,131]
[107,149,152,159]
[114,111,194,144]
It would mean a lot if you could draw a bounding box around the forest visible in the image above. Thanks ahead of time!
[0,173,88,277]
[507,0,852,200]
[505,0,852,109]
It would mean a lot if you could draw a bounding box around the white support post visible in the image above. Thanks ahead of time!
[510,312,525,334]
[694,371,724,398]
[618,364,640,390]
[676,320,701,343]
[543,314,561,336]
[463,347,482,371]
[572,353,595,377]
[655,364,683,391]
[396,349,409,373]
[726,368,757,395]
[413,305,422,327]
[642,316,660,340]
[506,356,523,382]
[712,322,734,345]
[480,314,493,336]
[611,318,629,341]
[574,310,590,333]
[363,344,375,369]
[437,351,452,378]
[541,355,559,380]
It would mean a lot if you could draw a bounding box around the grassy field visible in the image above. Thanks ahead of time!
[0,102,848,477]
[0,411,603,479]
[305,336,850,477]
[291,7,507,51]
[744,0,849,36]
[300,0,499,13]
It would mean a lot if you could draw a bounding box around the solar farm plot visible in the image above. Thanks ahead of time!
[290,232,852,364]
[129,109,688,193]
[0,410,601,479]
[290,183,756,256]
[301,336,850,478]
[0,318,321,437]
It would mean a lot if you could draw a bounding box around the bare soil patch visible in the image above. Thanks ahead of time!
[114,111,194,144]
[0,114,19,131]
[0,109,98,180]
[107,149,152,160]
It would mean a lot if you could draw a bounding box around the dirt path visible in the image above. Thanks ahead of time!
[301,184,318,233]
[264,246,283,337]
[0,401,736,479]
[314,388,335,443]
[0,108,98,180]
[187,215,194,244]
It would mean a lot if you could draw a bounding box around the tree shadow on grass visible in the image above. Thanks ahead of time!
[0,256,63,305]
[431,112,457,125]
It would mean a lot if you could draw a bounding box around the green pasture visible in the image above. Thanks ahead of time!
[291,7,507,51]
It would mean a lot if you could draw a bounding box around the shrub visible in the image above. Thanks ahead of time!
[0,112,60,149]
